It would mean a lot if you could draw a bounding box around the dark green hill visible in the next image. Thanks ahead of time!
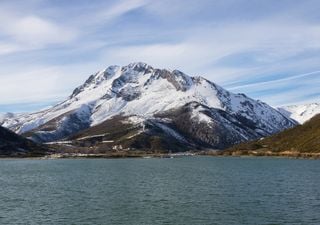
[0,126,46,157]
[226,114,320,154]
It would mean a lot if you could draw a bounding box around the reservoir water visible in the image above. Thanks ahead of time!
[0,156,319,224]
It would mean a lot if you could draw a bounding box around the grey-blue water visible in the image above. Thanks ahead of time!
[0,157,320,225]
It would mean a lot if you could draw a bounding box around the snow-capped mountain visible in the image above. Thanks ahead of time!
[1,62,296,150]
[279,102,320,124]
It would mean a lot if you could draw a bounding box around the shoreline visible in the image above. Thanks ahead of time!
[204,150,320,160]
[1,151,320,160]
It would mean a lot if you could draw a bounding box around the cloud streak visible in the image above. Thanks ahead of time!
[228,70,320,91]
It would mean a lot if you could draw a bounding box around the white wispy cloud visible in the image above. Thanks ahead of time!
[6,16,76,45]
[96,0,147,21]
[0,6,78,55]
[227,70,320,91]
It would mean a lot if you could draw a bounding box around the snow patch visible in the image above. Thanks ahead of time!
[77,133,109,141]
[191,106,212,124]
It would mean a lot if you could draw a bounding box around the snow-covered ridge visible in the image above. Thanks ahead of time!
[279,102,320,124]
[0,62,296,143]
[0,112,16,122]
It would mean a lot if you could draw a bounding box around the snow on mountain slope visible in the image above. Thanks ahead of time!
[0,113,15,123]
[279,103,320,124]
[1,62,296,147]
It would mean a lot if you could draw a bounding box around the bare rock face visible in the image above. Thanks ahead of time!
[1,62,296,151]
[153,102,262,149]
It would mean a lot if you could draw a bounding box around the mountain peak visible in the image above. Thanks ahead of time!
[70,62,195,100]
[126,62,152,70]
[2,63,296,149]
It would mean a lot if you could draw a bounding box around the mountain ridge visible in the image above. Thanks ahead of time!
[226,113,320,154]
[278,102,320,124]
[1,62,296,151]
[0,125,46,157]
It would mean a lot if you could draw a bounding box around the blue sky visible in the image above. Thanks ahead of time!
[0,0,319,112]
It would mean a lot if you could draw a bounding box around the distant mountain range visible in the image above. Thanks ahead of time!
[0,62,296,152]
[227,113,320,154]
[278,103,320,124]
[0,125,45,157]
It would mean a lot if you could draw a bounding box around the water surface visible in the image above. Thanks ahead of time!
[0,157,319,224]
